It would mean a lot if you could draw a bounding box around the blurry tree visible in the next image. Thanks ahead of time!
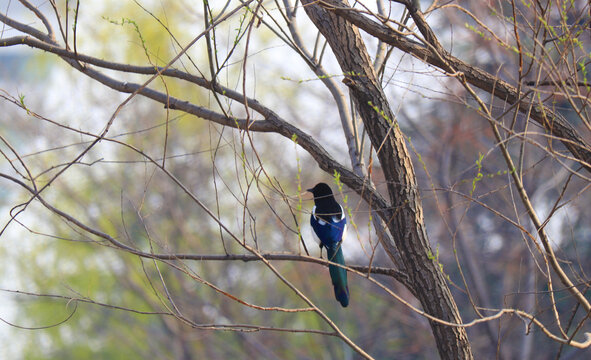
[1,0,591,359]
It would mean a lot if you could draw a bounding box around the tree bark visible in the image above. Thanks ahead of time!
[301,1,473,358]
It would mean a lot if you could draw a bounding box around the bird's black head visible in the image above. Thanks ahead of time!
[307,182,334,200]
[308,182,342,221]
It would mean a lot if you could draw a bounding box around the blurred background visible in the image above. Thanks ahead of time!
[1,1,591,359]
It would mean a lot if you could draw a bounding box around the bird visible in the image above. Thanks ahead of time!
[307,182,349,307]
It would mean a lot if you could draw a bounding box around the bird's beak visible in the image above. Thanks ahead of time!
[306,188,313,193]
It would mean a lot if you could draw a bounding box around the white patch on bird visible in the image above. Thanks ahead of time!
[312,206,327,225]
[331,205,346,222]
[311,205,347,245]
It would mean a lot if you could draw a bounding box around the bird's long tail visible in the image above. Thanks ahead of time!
[326,245,349,307]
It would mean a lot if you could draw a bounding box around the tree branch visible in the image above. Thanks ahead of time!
[322,0,591,172]
[0,33,391,223]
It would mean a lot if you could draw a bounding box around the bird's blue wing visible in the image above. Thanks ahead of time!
[310,206,347,249]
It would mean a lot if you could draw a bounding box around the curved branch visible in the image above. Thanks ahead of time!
[0,34,391,222]
[17,0,55,41]
[1,3,386,212]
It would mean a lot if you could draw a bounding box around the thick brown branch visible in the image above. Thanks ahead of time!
[301,1,473,358]
[323,0,591,172]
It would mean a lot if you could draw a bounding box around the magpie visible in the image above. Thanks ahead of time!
[307,183,349,307]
